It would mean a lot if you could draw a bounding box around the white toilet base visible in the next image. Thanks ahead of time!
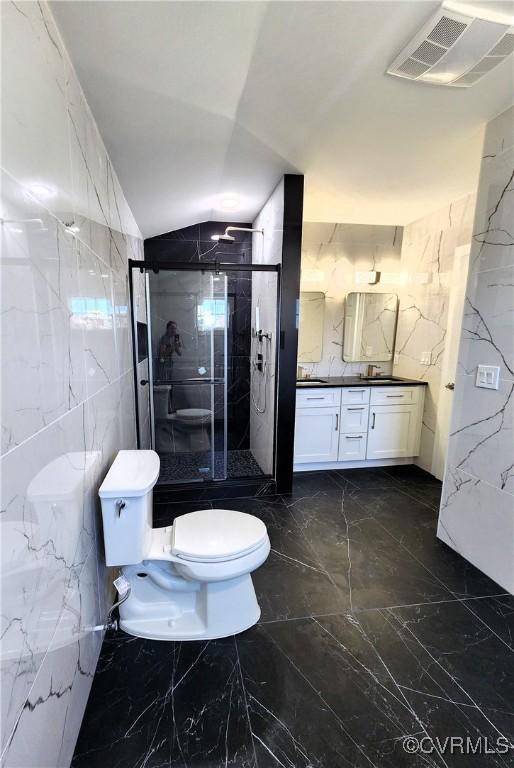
[118,567,261,641]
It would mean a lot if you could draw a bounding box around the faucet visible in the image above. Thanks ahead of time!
[365,364,381,378]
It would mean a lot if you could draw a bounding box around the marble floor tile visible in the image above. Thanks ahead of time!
[285,469,355,497]
[73,469,514,767]
[332,466,400,489]
[462,595,514,651]
[349,487,505,599]
[386,602,514,730]
[72,634,255,768]
[238,620,409,768]
[240,497,346,620]
[381,464,442,486]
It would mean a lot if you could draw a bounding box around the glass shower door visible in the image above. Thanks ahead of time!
[146,269,228,484]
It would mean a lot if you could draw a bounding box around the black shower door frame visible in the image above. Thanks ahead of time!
[128,258,281,486]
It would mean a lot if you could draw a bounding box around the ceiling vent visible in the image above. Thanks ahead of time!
[387,1,514,87]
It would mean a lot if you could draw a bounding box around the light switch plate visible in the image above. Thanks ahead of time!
[476,364,500,390]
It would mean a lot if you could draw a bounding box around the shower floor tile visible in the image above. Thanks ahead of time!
[158,448,264,483]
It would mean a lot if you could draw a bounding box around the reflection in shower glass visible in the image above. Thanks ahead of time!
[140,267,278,485]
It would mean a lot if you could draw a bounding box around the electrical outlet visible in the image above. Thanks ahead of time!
[475,365,500,390]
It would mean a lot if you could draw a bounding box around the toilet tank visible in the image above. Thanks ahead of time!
[99,450,160,566]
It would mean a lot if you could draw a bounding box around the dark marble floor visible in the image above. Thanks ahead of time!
[73,467,514,767]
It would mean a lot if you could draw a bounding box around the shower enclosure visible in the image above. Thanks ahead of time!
[129,260,280,486]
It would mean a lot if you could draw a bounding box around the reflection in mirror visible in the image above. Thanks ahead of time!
[298,292,325,363]
[343,292,398,362]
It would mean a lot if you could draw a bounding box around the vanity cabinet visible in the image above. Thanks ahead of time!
[294,384,424,468]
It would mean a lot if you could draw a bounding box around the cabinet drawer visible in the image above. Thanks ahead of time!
[340,404,369,432]
[340,387,370,405]
[296,388,341,409]
[370,387,418,405]
[338,432,367,461]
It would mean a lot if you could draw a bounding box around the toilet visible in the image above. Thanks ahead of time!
[99,450,270,641]
[153,384,212,453]
[173,407,211,452]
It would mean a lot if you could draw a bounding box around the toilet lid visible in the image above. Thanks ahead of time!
[172,509,267,562]
[175,408,211,421]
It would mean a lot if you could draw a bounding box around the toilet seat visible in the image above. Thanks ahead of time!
[172,509,267,562]
[175,408,211,421]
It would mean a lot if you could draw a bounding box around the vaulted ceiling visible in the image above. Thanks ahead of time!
[52,1,514,237]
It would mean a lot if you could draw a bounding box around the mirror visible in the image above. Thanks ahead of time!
[298,291,325,362]
[343,292,398,362]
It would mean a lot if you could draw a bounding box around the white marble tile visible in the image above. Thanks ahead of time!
[439,107,514,595]
[471,146,514,274]
[0,404,102,751]
[394,193,477,472]
[438,466,514,593]
[459,264,514,378]
[481,105,514,158]
[446,373,514,494]
[75,241,118,399]
[299,220,402,379]
[1,172,87,454]
[250,182,283,473]
[112,270,131,378]
[1,2,144,761]
[1,1,72,220]
[1,546,102,768]
[65,54,140,241]
[119,370,137,453]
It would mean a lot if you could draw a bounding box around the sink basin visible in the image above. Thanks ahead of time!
[296,378,327,385]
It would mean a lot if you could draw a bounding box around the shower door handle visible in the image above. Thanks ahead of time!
[140,379,149,385]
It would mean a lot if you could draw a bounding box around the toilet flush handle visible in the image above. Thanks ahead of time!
[115,499,126,517]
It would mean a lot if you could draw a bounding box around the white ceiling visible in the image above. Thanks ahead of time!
[51,1,514,238]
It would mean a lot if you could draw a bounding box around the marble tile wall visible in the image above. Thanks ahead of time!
[438,106,514,594]
[300,222,403,378]
[393,194,477,474]
[1,2,143,766]
[250,180,283,475]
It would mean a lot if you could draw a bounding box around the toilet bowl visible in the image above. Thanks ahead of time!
[153,384,211,452]
[99,450,270,640]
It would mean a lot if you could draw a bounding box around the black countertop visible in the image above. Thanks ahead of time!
[296,376,428,389]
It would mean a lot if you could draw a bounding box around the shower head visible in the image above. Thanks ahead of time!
[213,233,235,242]
[211,226,264,242]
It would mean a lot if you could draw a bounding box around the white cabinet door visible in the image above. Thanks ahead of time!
[367,404,418,459]
[294,407,340,463]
